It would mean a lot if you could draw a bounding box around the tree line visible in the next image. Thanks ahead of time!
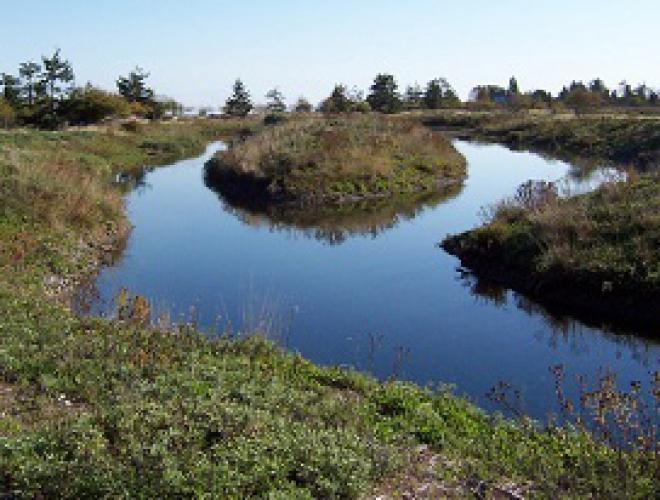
[220,73,658,119]
[0,49,179,128]
[2,50,659,129]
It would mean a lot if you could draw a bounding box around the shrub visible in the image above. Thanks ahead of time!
[65,87,132,125]
[0,97,16,128]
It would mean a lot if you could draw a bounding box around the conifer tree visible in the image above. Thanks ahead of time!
[224,79,253,117]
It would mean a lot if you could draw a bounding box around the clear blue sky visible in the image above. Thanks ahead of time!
[2,0,658,107]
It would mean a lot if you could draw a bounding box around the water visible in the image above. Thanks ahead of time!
[87,139,659,420]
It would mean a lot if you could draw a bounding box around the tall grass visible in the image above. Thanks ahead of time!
[443,176,660,327]
[422,111,660,169]
[206,115,466,203]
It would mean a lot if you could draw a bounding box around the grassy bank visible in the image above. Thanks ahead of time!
[422,111,660,169]
[205,115,466,204]
[442,176,660,330]
[0,125,657,497]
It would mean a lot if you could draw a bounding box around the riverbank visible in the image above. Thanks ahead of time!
[421,111,660,169]
[0,124,657,497]
[205,115,466,204]
[442,176,660,331]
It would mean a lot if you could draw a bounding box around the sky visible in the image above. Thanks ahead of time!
[2,0,659,108]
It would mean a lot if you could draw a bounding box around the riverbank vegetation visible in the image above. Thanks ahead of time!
[423,111,660,169]
[442,176,660,329]
[1,124,658,497]
[205,115,467,204]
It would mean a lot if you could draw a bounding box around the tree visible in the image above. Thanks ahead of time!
[266,87,286,113]
[1,73,22,108]
[508,76,520,95]
[19,61,42,107]
[530,89,552,108]
[589,78,608,95]
[649,90,658,105]
[367,73,401,113]
[424,78,460,109]
[117,67,154,104]
[40,49,75,120]
[293,96,313,113]
[224,79,252,117]
[0,96,16,128]
[319,84,352,113]
[424,79,444,109]
[404,84,423,110]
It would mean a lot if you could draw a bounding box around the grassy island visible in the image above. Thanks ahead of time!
[442,176,660,329]
[0,123,657,498]
[205,116,467,204]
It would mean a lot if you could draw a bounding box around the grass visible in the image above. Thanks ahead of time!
[421,111,660,169]
[442,176,660,329]
[0,122,658,497]
[205,115,467,204]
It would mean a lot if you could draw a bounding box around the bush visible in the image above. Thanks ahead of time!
[65,87,132,125]
[0,97,16,128]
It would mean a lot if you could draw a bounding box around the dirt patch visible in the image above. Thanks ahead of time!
[369,445,467,499]
[370,444,531,499]
[0,382,86,434]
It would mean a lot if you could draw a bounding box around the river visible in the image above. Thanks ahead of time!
[84,138,659,421]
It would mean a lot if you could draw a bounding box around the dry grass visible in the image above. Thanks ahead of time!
[422,110,660,169]
[442,176,660,326]
[208,115,466,203]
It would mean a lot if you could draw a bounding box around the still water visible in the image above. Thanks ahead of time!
[88,139,659,420]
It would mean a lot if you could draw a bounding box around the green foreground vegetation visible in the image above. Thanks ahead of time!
[205,115,466,204]
[442,176,660,329]
[423,111,660,168]
[0,121,658,497]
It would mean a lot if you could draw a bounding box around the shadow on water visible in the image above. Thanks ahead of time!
[202,164,464,245]
[458,269,660,358]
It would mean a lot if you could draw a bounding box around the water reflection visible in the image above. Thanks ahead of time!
[203,168,463,245]
[459,270,659,366]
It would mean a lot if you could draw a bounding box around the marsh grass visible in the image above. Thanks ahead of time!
[443,175,660,327]
[206,115,467,203]
[422,110,660,169]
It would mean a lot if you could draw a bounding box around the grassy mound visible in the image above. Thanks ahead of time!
[206,116,466,204]
[442,176,660,328]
